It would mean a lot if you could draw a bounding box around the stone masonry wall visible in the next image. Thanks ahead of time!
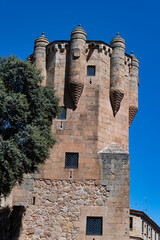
[19,179,109,240]
[12,143,130,240]
[38,41,132,181]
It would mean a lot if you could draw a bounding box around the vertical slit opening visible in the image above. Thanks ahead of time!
[33,197,35,205]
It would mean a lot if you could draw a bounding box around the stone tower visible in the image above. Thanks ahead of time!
[11,25,139,240]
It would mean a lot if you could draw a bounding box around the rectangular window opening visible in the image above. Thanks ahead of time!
[86,217,102,236]
[65,153,79,169]
[57,107,67,120]
[130,217,133,230]
[87,66,96,76]
[33,197,36,205]
[142,221,144,233]
[146,224,148,236]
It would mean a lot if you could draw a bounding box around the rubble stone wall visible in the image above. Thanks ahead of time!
[19,179,109,240]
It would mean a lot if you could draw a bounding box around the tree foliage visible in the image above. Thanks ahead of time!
[0,55,60,197]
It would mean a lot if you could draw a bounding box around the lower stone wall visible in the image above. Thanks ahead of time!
[19,179,109,240]
[11,144,130,240]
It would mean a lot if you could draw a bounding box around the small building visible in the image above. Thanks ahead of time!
[130,209,160,240]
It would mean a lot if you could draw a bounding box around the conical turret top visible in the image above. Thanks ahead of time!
[110,33,125,49]
[71,24,87,40]
[34,32,49,48]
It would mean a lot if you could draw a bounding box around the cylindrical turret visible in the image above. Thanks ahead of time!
[129,52,139,125]
[34,32,49,84]
[110,33,125,116]
[68,24,87,108]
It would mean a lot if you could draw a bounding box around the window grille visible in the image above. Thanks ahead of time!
[86,217,102,236]
[87,66,96,76]
[57,107,67,120]
[65,153,79,168]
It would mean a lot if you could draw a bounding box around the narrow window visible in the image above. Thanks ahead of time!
[130,217,133,230]
[87,66,96,76]
[155,232,156,240]
[33,197,36,205]
[86,217,102,236]
[142,221,144,233]
[65,153,79,168]
[151,228,152,239]
[57,107,67,120]
[146,224,148,236]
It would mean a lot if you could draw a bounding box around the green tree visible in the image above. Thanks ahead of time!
[0,55,60,197]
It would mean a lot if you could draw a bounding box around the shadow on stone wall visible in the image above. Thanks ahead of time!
[0,206,25,240]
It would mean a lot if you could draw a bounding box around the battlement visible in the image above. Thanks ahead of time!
[29,26,138,127]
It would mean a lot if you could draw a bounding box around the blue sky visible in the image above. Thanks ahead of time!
[0,0,159,225]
